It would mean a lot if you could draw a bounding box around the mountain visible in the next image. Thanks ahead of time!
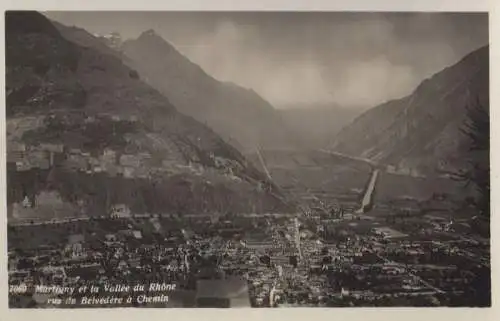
[6,11,292,220]
[279,104,364,149]
[118,30,299,154]
[331,45,489,174]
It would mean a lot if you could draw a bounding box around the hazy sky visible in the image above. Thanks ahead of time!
[44,12,488,109]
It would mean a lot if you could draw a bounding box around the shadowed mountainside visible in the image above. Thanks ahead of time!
[331,45,489,175]
[6,11,293,219]
[119,30,300,154]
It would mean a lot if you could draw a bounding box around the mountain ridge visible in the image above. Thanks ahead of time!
[331,45,489,174]
[119,29,301,153]
[6,11,292,220]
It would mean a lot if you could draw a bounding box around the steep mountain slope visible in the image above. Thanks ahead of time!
[6,11,292,220]
[331,45,489,174]
[118,30,299,153]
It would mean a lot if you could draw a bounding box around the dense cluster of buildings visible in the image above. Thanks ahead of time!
[8,141,63,171]
[7,203,490,307]
[8,131,243,182]
[8,139,164,179]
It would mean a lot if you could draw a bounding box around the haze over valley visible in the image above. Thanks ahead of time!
[6,11,490,308]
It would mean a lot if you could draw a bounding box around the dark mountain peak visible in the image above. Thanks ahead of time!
[137,29,164,43]
[6,11,60,36]
[7,12,292,216]
[411,44,489,97]
[460,44,489,66]
[121,26,299,153]
[142,29,158,37]
[6,11,80,97]
[126,29,178,56]
[466,44,489,59]
[331,44,489,174]
[442,44,488,74]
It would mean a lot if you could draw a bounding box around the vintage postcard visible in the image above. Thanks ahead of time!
[1,0,496,320]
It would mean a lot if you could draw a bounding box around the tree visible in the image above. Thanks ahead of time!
[461,98,490,220]
[452,97,491,307]
[448,97,490,221]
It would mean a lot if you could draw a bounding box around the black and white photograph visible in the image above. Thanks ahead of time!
[5,9,491,309]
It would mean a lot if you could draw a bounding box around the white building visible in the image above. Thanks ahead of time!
[110,204,131,218]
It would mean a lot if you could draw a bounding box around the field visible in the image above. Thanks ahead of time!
[376,172,470,202]
[246,150,372,210]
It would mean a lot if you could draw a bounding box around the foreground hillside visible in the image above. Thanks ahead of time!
[331,46,489,175]
[6,11,292,220]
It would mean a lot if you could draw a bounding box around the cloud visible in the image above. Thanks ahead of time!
[173,14,485,109]
[45,11,488,109]
[334,57,415,107]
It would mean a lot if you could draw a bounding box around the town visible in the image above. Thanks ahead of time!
[7,196,489,307]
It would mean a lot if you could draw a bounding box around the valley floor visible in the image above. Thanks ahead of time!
[7,150,490,308]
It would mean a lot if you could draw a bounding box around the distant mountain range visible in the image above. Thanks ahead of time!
[331,45,489,175]
[53,28,365,154]
[7,11,488,221]
[279,104,365,150]
[118,30,300,154]
[6,11,292,219]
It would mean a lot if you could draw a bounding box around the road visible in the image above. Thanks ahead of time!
[292,217,302,260]
[375,253,445,294]
[431,240,490,268]
[317,149,378,167]
[255,147,273,181]
[318,146,445,294]
[317,149,381,215]
[9,150,376,227]
[356,169,379,214]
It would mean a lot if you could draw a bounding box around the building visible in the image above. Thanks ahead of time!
[15,161,32,171]
[162,159,178,170]
[244,240,274,250]
[7,141,26,152]
[106,165,120,177]
[373,227,408,239]
[132,230,142,239]
[123,167,134,178]
[105,234,118,242]
[7,150,25,163]
[66,234,85,257]
[39,143,64,153]
[84,116,96,123]
[65,154,89,172]
[110,204,131,218]
[135,167,149,179]
[271,255,290,266]
[120,154,141,168]
[29,150,50,169]
[386,165,397,173]
[101,148,117,165]
[138,152,152,163]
